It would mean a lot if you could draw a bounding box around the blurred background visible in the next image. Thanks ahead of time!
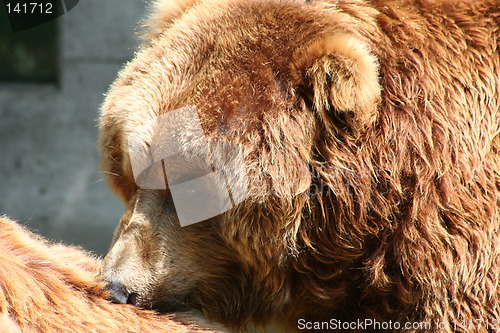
[0,0,147,255]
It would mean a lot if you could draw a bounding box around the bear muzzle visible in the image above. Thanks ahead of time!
[105,279,139,305]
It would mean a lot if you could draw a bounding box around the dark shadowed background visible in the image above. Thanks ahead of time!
[0,0,147,255]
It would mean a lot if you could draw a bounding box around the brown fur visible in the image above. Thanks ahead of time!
[0,216,225,332]
[99,0,500,332]
[141,0,199,40]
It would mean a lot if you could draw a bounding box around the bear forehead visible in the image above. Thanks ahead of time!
[110,0,378,160]
[162,0,336,55]
[118,1,337,137]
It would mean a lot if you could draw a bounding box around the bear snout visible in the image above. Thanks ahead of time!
[105,279,138,305]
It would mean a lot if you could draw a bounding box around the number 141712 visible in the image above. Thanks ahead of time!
[6,2,53,14]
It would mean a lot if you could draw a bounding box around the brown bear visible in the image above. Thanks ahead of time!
[99,0,500,332]
[0,216,225,332]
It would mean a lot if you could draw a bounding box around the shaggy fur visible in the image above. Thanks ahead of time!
[0,216,225,332]
[99,0,500,332]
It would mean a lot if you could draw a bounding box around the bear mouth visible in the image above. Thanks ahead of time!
[107,286,189,312]
[107,282,192,313]
[151,300,192,313]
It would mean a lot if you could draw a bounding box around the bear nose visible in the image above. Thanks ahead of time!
[105,280,138,305]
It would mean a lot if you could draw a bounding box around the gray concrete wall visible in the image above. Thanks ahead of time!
[0,0,147,255]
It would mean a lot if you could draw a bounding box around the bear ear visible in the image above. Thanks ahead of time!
[291,34,381,127]
[142,0,199,40]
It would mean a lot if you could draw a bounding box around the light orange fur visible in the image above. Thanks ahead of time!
[0,216,225,333]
